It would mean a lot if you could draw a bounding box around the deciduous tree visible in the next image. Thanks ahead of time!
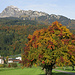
[22,21,75,75]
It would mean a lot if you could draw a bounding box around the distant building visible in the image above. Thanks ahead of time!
[8,58,21,63]
[13,59,21,63]
[8,58,13,63]
[0,57,4,64]
[16,57,22,60]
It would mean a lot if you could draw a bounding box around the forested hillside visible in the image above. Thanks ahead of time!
[0,18,38,26]
[0,24,48,56]
[0,18,75,56]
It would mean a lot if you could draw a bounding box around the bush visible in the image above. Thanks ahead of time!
[11,63,17,68]
[3,64,7,67]
[0,64,7,68]
[0,64,4,68]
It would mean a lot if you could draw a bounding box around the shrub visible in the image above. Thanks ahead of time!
[0,64,7,68]
[11,63,17,68]
[3,64,7,67]
[0,64,4,68]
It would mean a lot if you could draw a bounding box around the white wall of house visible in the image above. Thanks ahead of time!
[0,59,4,64]
[8,58,13,63]
[0,59,1,64]
[8,60,13,63]
[16,57,21,60]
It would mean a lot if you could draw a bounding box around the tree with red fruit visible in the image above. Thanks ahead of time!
[22,21,75,75]
[67,35,75,70]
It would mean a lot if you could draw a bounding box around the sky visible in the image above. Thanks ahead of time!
[0,0,75,19]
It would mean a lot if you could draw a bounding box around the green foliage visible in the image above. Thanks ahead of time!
[0,64,4,68]
[22,21,75,75]
[0,24,48,56]
[0,18,38,26]
[11,63,17,68]
[0,18,75,58]
[70,29,75,34]
[0,64,7,68]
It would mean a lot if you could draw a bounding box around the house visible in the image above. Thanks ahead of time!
[16,57,22,60]
[8,58,21,63]
[0,57,4,64]
[13,59,21,63]
[8,58,13,63]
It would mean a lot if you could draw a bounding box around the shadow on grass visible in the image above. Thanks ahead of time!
[65,69,75,71]
[39,73,70,75]
[55,67,75,71]
[52,73,70,75]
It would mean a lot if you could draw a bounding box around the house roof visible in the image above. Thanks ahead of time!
[8,59,21,62]
[13,59,21,62]
[0,57,3,59]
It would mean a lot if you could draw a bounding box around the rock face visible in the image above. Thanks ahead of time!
[0,5,71,26]
[0,5,25,17]
[0,5,48,18]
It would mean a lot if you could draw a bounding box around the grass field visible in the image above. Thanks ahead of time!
[0,67,70,75]
[55,66,75,73]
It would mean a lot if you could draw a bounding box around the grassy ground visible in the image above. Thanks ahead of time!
[0,67,70,75]
[52,70,70,75]
[55,66,75,73]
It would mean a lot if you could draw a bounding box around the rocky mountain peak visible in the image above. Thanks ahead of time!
[50,14,61,19]
[7,5,18,8]
[0,5,24,17]
[7,5,21,11]
[0,5,71,26]
[0,5,49,18]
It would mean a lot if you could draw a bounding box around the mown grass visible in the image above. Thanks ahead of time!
[55,66,75,73]
[52,70,70,75]
[0,67,71,75]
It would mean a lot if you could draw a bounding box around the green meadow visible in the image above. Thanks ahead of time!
[55,66,75,73]
[0,67,70,75]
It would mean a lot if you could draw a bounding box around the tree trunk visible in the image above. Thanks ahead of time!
[45,66,52,75]
[47,68,52,75]
[44,64,55,75]
[72,64,74,71]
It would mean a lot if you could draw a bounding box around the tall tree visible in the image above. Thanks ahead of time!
[22,21,75,75]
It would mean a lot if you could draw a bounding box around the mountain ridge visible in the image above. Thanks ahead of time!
[0,5,48,18]
[0,5,71,20]
[0,5,75,29]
